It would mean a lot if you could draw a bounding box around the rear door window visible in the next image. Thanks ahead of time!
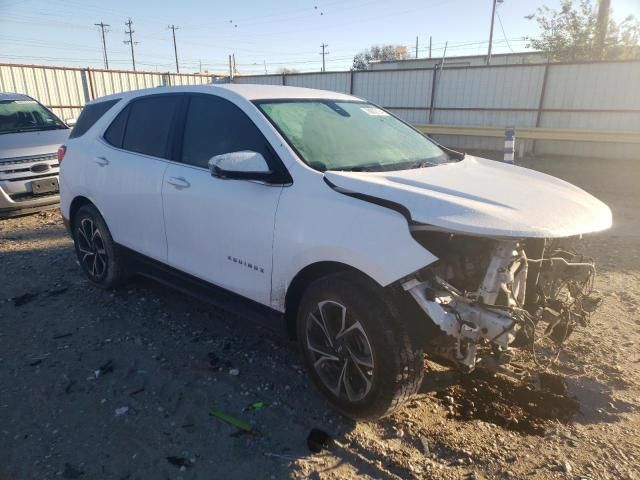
[120,95,181,159]
[181,94,271,169]
[69,99,119,139]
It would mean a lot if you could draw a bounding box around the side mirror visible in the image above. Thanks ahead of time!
[208,151,275,182]
[65,118,77,127]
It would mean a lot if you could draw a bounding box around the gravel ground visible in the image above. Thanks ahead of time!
[1,155,639,480]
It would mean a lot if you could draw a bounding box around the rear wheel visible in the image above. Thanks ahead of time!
[296,272,424,419]
[72,204,123,289]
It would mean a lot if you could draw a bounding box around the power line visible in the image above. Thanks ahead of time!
[94,21,110,69]
[123,18,137,71]
[495,11,514,53]
[168,24,180,73]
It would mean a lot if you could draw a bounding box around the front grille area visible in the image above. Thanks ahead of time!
[0,154,59,182]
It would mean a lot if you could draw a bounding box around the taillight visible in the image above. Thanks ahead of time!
[57,145,67,163]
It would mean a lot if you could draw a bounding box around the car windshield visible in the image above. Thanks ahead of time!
[256,99,455,172]
[0,99,67,135]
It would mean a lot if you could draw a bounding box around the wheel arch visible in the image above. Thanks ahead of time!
[69,196,100,227]
[283,261,381,340]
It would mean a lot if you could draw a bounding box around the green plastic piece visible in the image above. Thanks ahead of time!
[210,409,253,432]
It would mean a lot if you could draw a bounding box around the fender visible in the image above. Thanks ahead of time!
[270,168,437,312]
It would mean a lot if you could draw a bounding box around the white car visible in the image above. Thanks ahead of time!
[59,85,611,419]
[0,93,70,217]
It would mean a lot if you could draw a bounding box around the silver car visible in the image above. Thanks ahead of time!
[0,93,70,217]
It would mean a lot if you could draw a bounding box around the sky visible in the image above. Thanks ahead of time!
[1,0,639,74]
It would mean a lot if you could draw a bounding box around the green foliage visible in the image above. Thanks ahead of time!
[352,45,409,70]
[526,0,640,61]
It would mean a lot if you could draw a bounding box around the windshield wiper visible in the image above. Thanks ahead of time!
[0,125,66,135]
[328,164,381,172]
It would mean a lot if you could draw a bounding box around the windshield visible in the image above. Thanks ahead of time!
[256,100,454,172]
[0,99,67,135]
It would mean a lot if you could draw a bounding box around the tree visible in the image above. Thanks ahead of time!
[277,67,300,74]
[525,0,640,61]
[352,45,409,70]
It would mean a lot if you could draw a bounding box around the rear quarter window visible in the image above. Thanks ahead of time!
[69,99,120,139]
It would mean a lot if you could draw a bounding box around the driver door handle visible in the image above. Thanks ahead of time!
[167,176,190,190]
[95,156,109,167]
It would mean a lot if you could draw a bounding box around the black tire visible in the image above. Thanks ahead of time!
[296,272,424,419]
[72,204,123,289]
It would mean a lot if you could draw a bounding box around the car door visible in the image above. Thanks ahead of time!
[162,93,285,306]
[89,93,183,261]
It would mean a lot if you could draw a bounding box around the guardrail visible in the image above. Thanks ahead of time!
[415,124,640,144]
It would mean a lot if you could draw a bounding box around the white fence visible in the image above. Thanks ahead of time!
[236,60,640,160]
[0,64,219,121]
[2,60,639,159]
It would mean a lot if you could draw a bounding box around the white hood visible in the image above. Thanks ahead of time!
[324,156,612,238]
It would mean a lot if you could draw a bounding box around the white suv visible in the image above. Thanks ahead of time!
[60,85,611,419]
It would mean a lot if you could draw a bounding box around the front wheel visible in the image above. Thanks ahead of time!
[296,273,424,419]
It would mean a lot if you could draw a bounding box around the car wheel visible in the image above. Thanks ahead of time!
[296,272,424,419]
[72,204,123,289]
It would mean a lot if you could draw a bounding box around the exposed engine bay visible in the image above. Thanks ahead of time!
[403,230,603,375]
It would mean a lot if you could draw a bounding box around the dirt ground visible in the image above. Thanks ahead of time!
[1,154,639,480]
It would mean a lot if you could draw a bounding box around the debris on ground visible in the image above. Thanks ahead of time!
[210,408,253,433]
[92,360,114,379]
[307,428,332,453]
[435,370,579,435]
[114,406,129,416]
[246,401,265,411]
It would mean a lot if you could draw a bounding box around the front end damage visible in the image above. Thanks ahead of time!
[402,230,602,375]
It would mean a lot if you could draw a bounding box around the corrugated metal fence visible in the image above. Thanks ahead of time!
[0,63,217,121]
[2,60,639,159]
[235,60,640,159]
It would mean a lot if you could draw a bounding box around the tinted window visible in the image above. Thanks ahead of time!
[69,99,119,139]
[181,95,271,168]
[122,95,181,158]
[104,104,129,148]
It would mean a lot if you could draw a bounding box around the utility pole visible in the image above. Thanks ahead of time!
[264,60,268,74]
[124,18,137,71]
[320,43,328,72]
[429,36,432,58]
[595,0,611,59]
[95,21,110,69]
[168,24,180,73]
[415,36,419,58]
[486,0,500,64]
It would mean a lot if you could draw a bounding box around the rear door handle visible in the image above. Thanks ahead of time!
[167,176,190,189]
[95,156,109,167]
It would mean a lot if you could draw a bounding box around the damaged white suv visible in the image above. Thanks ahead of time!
[60,85,612,419]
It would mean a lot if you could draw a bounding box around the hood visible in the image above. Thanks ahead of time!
[0,129,70,160]
[324,156,612,238]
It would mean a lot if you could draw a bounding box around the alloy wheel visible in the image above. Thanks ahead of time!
[305,300,375,402]
[76,217,107,279]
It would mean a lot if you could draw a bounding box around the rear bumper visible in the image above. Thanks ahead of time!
[0,186,59,218]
